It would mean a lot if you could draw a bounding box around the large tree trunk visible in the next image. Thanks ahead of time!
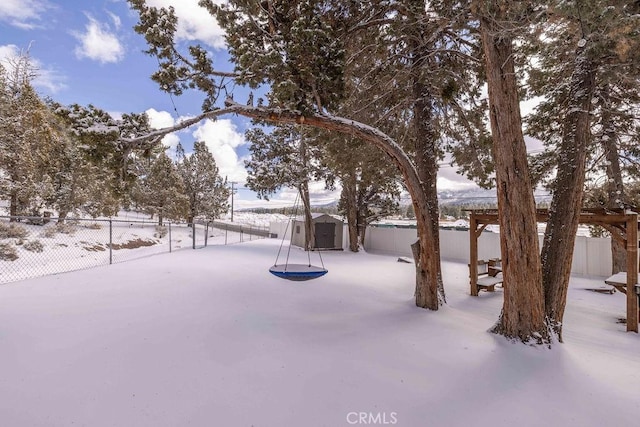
[358,218,367,248]
[299,181,314,251]
[542,49,596,339]
[342,174,359,252]
[357,194,369,248]
[600,87,627,273]
[9,192,18,222]
[409,0,445,304]
[299,137,314,251]
[413,205,441,309]
[57,209,68,224]
[412,91,445,304]
[478,11,549,343]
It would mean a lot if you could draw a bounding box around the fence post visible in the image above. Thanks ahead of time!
[169,222,172,253]
[192,222,196,249]
[109,219,113,265]
[205,222,209,247]
[225,228,228,245]
[250,226,252,241]
[240,230,243,243]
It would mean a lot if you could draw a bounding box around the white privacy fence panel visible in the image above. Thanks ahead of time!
[269,220,292,240]
[364,227,614,277]
[363,227,418,257]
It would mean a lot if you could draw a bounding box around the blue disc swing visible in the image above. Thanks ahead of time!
[269,194,328,281]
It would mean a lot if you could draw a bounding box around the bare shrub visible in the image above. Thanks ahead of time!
[83,244,106,252]
[0,222,29,239]
[55,222,77,235]
[41,226,57,238]
[86,223,102,230]
[109,238,156,250]
[23,240,44,253]
[0,242,18,261]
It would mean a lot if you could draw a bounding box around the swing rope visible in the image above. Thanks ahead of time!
[273,192,300,271]
[282,193,300,270]
[272,209,291,268]
[316,237,326,268]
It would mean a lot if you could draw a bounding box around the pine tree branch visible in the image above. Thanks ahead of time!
[119,107,236,149]
[220,99,434,231]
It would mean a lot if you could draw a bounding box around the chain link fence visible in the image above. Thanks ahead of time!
[0,215,269,285]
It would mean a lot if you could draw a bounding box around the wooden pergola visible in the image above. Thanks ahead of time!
[467,208,639,332]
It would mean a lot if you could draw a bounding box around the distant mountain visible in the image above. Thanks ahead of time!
[437,188,551,206]
[237,199,339,214]
[313,200,339,208]
[238,188,551,212]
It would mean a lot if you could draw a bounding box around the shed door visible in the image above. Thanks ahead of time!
[314,222,335,249]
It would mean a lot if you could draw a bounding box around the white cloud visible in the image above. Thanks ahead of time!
[32,67,67,94]
[108,111,124,121]
[192,118,248,182]
[307,181,340,205]
[146,108,176,128]
[0,44,20,66]
[233,180,340,210]
[145,108,185,151]
[144,0,227,49]
[72,14,125,64]
[0,44,67,94]
[107,11,122,30]
[0,0,51,29]
[437,176,479,192]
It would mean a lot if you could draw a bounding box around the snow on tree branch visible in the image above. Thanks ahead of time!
[119,107,236,149]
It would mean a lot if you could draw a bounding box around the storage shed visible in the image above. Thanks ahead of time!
[291,214,344,250]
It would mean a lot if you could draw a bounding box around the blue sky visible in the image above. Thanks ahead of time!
[0,0,498,210]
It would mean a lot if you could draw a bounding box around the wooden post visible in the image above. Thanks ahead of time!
[626,214,638,332]
[470,213,479,296]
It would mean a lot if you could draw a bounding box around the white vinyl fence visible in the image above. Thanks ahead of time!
[363,227,614,277]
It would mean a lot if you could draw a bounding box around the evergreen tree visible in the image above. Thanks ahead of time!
[245,124,327,249]
[53,103,153,217]
[0,53,61,219]
[41,109,94,222]
[244,125,312,200]
[526,1,640,280]
[470,1,640,341]
[322,133,401,251]
[135,151,188,225]
[176,141,229,223]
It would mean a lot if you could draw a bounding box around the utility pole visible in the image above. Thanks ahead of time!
[230,181,237,222]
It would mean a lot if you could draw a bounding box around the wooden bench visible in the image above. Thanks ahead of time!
[471,259,503,293]
[605,272,631,294]
[604,272,640,320]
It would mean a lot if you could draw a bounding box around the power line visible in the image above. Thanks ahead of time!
[228,180,237,222]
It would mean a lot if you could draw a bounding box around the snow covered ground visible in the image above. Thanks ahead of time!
[0,239,638,426]
[220,211,290,228]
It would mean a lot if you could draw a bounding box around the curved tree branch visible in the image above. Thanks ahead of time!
[120,107,237,149]
[221,99,424,201]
